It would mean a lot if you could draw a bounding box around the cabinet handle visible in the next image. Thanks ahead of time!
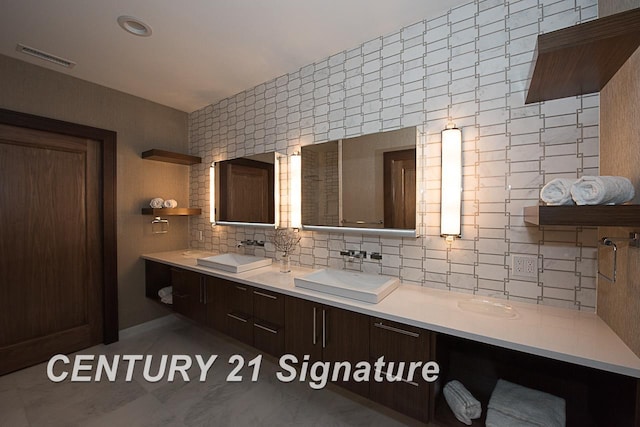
[227,313,248,323]
[203,280,207,304]
[235,285,247,291]
[254,323,278,334]
[373,322,420,338]
[375,368,419,387]
[253,290,277,300]
[312,307,317,345]
[322,309,326,349]
[199,277,203,303]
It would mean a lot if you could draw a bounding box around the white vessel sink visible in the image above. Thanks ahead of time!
[196,253,272,273]
[294,269,399,303]
[457,298,519,319]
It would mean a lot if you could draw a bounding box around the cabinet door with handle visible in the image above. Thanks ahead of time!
[322,306,370,397]
[369,317,432,422]
[170,268,206,324]
[205,276,228,333]
[284,296,322,364]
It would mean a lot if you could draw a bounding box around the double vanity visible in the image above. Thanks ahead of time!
[143,250,640,426]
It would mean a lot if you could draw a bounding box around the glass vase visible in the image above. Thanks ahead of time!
[279,253,291,273]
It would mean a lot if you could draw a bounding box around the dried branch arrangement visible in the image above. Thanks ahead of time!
[271,228,301,255]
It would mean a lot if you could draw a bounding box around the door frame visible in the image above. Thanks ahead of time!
[0,108,118,344]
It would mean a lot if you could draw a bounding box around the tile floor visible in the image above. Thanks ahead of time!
[0,317,426,426]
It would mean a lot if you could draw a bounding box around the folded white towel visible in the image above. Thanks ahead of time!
[443,380,482,425]
[163,199,178,208]
[158,286,173,305]
[150,197,164,208]
[486,379,565,427]
[570,176,634,205]
[540,178,575,205]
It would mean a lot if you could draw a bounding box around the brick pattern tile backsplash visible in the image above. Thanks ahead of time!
[188,0,599,311]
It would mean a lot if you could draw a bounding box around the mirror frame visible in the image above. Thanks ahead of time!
[300,127,419,238]
[210,152,284,229]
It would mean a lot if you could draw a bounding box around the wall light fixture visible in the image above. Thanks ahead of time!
[209,163,216,224]
[290,152,302,229]
[440,124,462,242]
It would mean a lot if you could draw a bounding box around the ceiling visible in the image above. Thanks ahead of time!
[0,0,467,113]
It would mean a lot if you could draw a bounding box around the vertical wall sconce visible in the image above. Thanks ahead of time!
[440,124,462,242]
[290,152,302,229]
[209,163,216,224]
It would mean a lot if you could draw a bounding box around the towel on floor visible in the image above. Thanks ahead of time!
[150,197,164,208]
[163,199,178,208]
[486,379,565,427]
[443,380,482,425]
[540,178,575,205]
[570,176,634,205]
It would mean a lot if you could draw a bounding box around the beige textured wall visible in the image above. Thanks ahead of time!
[0,54,190,330]
[598,0,640,357]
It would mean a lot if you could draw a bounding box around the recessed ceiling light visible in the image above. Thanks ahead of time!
[117,15,152,37]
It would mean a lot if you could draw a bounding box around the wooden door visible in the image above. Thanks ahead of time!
[0,123,104,374]
[383,149,416,229]
[322,306,370,397]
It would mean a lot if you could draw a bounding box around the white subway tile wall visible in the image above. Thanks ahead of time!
[189,0,599,311]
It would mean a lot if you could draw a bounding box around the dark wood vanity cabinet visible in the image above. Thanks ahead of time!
[369,317,434,423]
[252,287,285,357]
[225,281,254,345]
[170,268,206,324]
[284,296,370,397]
[202,276,285,356]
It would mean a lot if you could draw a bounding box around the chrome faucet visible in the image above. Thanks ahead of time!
[340,249,367,262]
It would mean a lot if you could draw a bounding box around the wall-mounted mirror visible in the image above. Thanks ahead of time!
[212,152,282,228]
[302,126,417,237]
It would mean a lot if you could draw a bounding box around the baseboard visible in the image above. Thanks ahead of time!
[119,314,182,340]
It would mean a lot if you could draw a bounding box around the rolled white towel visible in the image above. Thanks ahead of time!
[157,286,172,298]
[570,176,635,205]
[163,199,178,208]
[150,197,164,208]
[540,178,575,205]
[443,380,482,425]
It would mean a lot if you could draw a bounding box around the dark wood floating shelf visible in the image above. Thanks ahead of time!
[525,7,640,104]
[141,149,201,165]
[524,205,640,226]
[141,208,202,216]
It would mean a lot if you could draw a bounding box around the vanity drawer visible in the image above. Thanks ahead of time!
[253,319,284,357]
[227,282,254,315]
[253,288,284,325]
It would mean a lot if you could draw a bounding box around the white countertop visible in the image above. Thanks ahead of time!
[142,250,640,378]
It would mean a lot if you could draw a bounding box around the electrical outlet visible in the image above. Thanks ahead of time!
[512,255,538,278]
[198,230,203,241]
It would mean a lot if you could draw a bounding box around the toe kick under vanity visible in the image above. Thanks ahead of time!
[143,250,640,426]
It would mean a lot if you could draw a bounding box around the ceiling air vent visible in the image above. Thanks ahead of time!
[16,43,76,68]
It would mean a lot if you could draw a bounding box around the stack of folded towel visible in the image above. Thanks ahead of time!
[486,379,565,427]
[443,380,482,425]
[149,198,178,208]
[540,176,634,206]
[158,286,173,305]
